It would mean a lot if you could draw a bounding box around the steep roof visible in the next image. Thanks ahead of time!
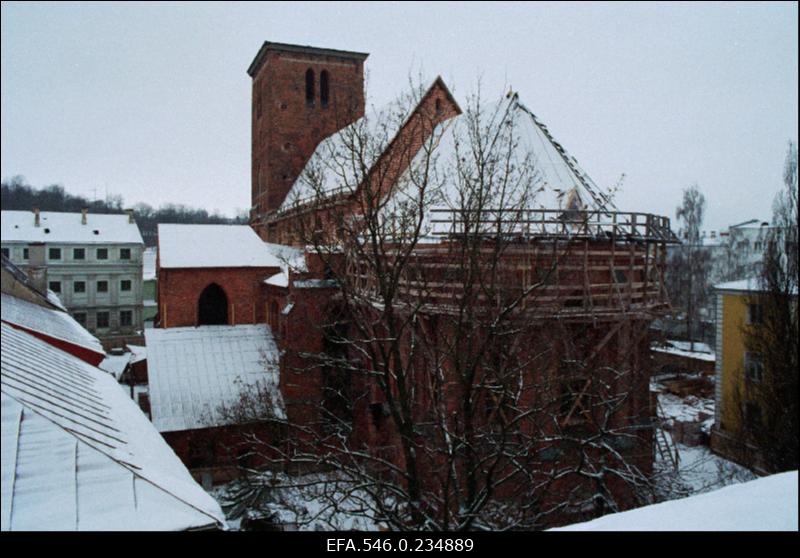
[1,292,105,360]
[278,77,459,215]
[145,325,285,433]
[414,92,617,215]
[157,224,282,269]
[1,322,226,530]
[1,210,143,245]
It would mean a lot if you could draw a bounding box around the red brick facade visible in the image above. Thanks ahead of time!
[157,265,280,328]
[249,42,368,239]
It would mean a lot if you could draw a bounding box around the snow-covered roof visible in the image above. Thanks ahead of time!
[553,471,798,531]
[410,93,615,218]
[1,292,105,358]
[157,224,282,269]
[127,344,147,364]
[714,278,762,293]
[145,325,285,433]
[143,247,157,280]
[264,272,289,288]
[1,210,144,245]
[278,95,416,213]
[1,323,226,530]
[99,353,131,380]
[651,340,715,363]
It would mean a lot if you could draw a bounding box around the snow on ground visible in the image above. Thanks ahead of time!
[651,339,715,362]
[212,471,383,531]
[553,471,797,531]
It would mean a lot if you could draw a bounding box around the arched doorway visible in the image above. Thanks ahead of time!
[197,283,228,325]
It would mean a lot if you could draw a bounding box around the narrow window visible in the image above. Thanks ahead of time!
[747,303,763,325]
[256,91,262,119]
[120,310,133,327]
[305,68,315,106]
[73,248,85,260]
[744,352,763,382]
[23,248,29,260]
[435,98,442,115]
[96,311,110,329]
[320,70,329,108]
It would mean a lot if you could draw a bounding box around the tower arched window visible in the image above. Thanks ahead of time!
[320,70,330,108]
[305,68,315,106]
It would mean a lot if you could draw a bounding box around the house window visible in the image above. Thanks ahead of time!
[747,303,763,325]
[49,281,61,293]
[120,248,131,260]
[744,402,762,431]
[23,248,29,260]
[73,312,87,327]
[74,281,86,294]
[73,248,85,260]
[96,311,110,329]
[305,68,315,106]
[97,248,108,260]
[120,310,133,327]
[435,98,443,115]
[744,352,763,382]
[1,248,8,258]
[49,248,61,260]
[320,70,329,108]
[121,279,132,292]
[97,280,109,293]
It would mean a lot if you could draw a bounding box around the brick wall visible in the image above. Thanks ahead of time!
[157,266,280,328]
[251,49,366,235]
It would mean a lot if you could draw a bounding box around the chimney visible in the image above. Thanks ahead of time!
[81,207,88,225]
[33,206,40,227]
[125,208,134,224]
[26,242,47,295]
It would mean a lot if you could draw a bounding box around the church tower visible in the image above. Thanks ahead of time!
[247,41,369,240]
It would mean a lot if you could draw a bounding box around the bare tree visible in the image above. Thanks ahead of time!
[668,184,711,350]
[737,142,799,473]
[222,82,670,530]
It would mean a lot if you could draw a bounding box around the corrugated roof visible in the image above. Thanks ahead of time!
[1,292,105,358]
[145,325,284,433]
[1,210,144,245]
[157,224,282,269]
[1,322,226,530]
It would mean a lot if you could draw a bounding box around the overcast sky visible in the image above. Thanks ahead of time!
[1,1,797,231]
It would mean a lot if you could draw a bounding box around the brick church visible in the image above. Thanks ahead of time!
[153,41,679,528]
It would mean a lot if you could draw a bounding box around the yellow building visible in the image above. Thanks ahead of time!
[710,278,779,473]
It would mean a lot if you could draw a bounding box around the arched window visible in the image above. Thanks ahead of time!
[435,98,442,115]
[305,68,315,106]
[198,283,228,325]
[320,70,330,108]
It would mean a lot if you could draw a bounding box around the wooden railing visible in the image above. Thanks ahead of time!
[429,209,679,243]
[346,237,672,318]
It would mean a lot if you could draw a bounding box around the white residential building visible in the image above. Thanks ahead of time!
[1,209,145,346]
